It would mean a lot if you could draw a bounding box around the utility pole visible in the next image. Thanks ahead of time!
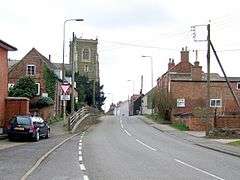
[71,32,75,113]
[93,80,96,107]
[207,23,211,132]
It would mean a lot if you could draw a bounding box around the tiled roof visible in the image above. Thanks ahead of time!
[0,39,17,51]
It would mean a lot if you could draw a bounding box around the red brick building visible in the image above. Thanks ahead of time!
[8,48,62,119]
[0,40,17,128]
[157,47,240,130]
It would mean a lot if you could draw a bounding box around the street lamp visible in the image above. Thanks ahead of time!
[142,55,153,114]
[62,18,84,131]
[62,18,84,81]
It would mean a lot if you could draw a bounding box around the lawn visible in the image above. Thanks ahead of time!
[228,140,240,146]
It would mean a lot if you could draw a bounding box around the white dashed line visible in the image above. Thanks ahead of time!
[124,129,132,136]
[83,175,89,180]
[79,156,83,162]
[174,159,225,180]
[79,143,82,146]
[79,151,82,155]
[79,164,86,171]
[136,139,157,151]
[79,146,82,150]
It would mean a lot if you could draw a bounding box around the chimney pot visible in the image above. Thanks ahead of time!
[49,54,51,61]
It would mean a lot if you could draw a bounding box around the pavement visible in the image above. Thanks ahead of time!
[137,115,240,158]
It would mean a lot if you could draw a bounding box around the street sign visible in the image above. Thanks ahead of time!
[61,84,70,94]
[61,95,70,101]
[177,98,185,107]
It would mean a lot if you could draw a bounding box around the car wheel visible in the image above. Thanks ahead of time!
[34,131,40,142]
[45,130,49,139]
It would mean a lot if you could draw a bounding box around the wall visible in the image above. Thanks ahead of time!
[0,48,8,127]
[5,97,30,127]
[171,81,240,114]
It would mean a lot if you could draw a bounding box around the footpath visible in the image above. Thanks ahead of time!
[0,120,67,151]
[137,115,240,158]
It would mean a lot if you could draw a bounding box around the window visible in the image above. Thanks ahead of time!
[210,99,222,107]
[35,83,40,96]
[82,48,90,61]
[84,65,89,72]
[237,82,240,90]
[27,65,36,75]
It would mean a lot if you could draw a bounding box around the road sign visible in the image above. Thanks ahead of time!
[61,95,70,101]
[61,84,70,94]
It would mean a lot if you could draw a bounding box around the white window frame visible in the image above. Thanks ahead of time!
[210,99,222,107]
[237,82,240,90]
[26,64,36,75]
[82,47,91,62]
[8,83,15,91]
[35,83,40,96]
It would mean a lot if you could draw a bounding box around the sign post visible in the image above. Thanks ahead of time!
[61,83,70,131]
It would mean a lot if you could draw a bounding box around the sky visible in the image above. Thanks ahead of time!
[1,0,240,111]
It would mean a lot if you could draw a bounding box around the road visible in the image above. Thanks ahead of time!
[2,115,240,180]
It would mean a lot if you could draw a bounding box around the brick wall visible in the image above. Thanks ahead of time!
[0,48,8,127]
[5,97,30,127]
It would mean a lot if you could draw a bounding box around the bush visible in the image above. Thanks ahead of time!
[31,96,54,108]
[171,123,189,131]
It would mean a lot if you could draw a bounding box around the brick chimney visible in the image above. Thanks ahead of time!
[191,61,202,81]
[168,58,175,70]
[180,46,189,62]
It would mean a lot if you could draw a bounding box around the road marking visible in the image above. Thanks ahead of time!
[136,139,157,151]
[83,175,89,180]
[79,142,82,146]
[79,146,82,150]
[80,163,86,171]
[79,151,82,155]
[79,156,83,161]
[174,159,225,180]
[124,129,132,136]
[21,133,81,180]
[79,139,82,143]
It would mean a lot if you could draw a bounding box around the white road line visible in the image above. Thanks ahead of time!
[83,175,89,180]
[124,129,132,136]
[174,159,225,180]
[79,146,82,150]
[79,164,86,171]
[79,139,82,143]
[136,139,157,151]
[79,151,82,155]
[79,142,82,146]
[79,156,83,161]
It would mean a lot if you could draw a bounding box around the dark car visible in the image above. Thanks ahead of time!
[7,116,50,141]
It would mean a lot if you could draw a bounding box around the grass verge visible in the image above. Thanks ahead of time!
[170,123,189,131]
[48,115,63,124]
[228,140,240,146]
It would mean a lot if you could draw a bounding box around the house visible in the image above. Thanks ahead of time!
[157,47,240,130]
[8,48,62,119]
[0,39,17,131]
[114,100,129,116]
[142,87,156,115]
[129,94,143,116]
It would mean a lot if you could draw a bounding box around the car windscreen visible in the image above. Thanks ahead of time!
[15,117,31,125]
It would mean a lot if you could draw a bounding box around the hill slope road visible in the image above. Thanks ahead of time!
[83,116,240,180]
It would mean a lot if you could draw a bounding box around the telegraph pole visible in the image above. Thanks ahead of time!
[71,32,75,113]
[206,23,211,132]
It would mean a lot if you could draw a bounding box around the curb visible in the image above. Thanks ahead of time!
[21,133,81,180]
[195,143,240,158]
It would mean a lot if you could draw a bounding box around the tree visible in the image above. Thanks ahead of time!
[153,88,176,121]
[43,65,57,99]
[9,76,37,98]
[75,73,106,110]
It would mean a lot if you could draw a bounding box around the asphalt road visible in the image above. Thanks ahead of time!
[83,115,240,180]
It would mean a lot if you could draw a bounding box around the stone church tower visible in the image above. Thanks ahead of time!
[70,37,100,82]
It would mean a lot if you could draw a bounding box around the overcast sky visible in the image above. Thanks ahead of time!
[1,0,240,110]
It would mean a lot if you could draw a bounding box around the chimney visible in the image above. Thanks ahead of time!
[168,58,175,70]
[191,61,202,81]
[48,54,51,62]
[180,46,189,62]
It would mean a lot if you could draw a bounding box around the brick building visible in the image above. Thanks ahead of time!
[157,47,240,129]
[0,40,17,129]
[8,48,62,118]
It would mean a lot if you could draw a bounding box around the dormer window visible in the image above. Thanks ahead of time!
[82,48,90,61]
[27,65,36,75]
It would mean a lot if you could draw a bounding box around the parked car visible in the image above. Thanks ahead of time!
[7,116,50,141]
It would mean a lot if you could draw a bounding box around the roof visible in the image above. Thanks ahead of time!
[8,59,20,68]
[9,48,57,72]
[0,39,17,51]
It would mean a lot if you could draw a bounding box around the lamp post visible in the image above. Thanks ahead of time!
[62,18,84,131]
[142,55,153,114]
